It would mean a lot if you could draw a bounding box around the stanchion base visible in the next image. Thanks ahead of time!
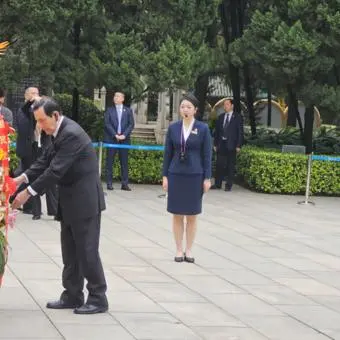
[297,200,315,205]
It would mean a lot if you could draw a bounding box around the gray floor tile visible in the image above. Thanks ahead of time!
[159,302,244,327]
[57,324,135,340]
[113,312,202,339]
[0,310,61,338]
[3,185,340,340]
[193,326,269,340]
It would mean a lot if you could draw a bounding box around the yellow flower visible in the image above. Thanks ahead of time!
[0,149,5,161]
[0,41,10,56]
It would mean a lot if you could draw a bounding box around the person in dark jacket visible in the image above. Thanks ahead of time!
[162,93,212,264]
[104,91,135,191]
[14,87,57,219]
[12,97,108,314]
[211,98,243,191]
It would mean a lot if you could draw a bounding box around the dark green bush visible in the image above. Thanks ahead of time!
[54,93,104,141]
[112,149,163,184]
[243,126,340,155]
[237,146,340,195]
[101,139,163,184]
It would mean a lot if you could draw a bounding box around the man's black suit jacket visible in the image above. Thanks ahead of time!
[214,112,244,151]
[103,105,135,142]
[25,117,105,223]
[15,101,35,159]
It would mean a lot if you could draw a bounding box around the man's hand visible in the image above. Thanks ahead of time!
[236,147,241,153]
[32,95,42,102]
[13,174,26,187]
[115,135,126,141]
[213,146,217,152]
[11,189,31,210]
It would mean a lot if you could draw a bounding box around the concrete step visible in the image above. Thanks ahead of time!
[133,130,155,136]
[133,124,156,142]
[132,135,156,142]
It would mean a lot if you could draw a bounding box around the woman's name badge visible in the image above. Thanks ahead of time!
[191,128,198,135]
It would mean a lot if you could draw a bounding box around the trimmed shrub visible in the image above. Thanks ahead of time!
[101,139,163,184]
[237,146,340,195]
[112,149,163,184]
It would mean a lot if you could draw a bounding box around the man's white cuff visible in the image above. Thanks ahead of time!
[27,186,37,196]
[22,173,29,183]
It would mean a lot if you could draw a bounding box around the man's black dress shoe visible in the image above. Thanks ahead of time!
[46,299,83,309]
[210,185,221,190]
[74,303,108,314]
[174,256,184,262]
[224,186,232,192]
[121,185,131,191]
[32,215,41,220]
[107,184,114,190]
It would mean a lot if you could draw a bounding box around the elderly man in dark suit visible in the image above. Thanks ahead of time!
[14,87,58,219]
[12,97,108,315]
[212,98,244,191]
[104,91,135,191]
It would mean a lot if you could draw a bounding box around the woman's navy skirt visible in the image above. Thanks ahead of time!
[167,173,204,215]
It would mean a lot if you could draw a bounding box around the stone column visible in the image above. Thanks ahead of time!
[134,95,148,124]
[155,91,170,144]
[171,89,185,122]
[93,87,106,110]
[99,86,106,110]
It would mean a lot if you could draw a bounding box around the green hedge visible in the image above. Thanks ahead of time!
[103,143,340,195]
[237,146,340,195]
[102,139,163,184]
[112,149,163,184]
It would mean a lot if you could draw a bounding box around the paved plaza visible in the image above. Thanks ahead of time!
[0,184,340,340]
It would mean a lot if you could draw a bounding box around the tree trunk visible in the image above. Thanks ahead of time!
[304,105,314,154]
[72,87,79,123]
[72,21,81,122]
[286,85,303,139]
[267,87,272,127]
[220,0,241,113]
[243,65,256,135]
[194,74,209,121]
[287,85,297,127]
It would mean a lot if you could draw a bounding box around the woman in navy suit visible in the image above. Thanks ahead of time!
[162,94,212,263]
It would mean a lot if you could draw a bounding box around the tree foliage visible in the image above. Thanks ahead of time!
[230,0,340,124]
[0,0,221,99]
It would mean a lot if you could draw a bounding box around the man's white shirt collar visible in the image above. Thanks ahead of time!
[53,116,64,138]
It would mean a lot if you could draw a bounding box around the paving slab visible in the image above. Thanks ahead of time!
[0,184,339,340]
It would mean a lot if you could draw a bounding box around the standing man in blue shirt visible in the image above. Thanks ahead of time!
[104,91,135,191]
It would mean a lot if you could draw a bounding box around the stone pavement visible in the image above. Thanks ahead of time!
[0,184,340,340]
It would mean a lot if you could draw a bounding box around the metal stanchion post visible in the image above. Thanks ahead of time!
[298,153,315,205]
[98,142,103,177]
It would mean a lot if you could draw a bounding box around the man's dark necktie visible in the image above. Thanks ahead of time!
[223,114,230,139]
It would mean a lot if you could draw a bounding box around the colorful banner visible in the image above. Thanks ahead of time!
[0,115,16,286]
